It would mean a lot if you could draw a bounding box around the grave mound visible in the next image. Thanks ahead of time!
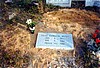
[0,9,100,67]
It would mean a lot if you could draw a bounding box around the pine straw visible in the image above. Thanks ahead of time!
[0,8,100,67]
[41,9,100,44]
[0,24,31,67]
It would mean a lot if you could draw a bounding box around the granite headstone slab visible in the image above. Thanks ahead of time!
[85,0,94,7]
[46,0,72,7]
[36,32,74,50]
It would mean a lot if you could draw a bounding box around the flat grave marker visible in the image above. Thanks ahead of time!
[36,32,74,50]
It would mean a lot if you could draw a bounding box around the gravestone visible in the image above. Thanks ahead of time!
[94,1,100,7]
[85,0,94,7]
[46,0,72,7]
[85,0,100,7]
[36,32,74,50]
[5,0,13,3]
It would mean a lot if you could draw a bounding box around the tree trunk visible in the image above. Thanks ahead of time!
[38,0,45,13]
